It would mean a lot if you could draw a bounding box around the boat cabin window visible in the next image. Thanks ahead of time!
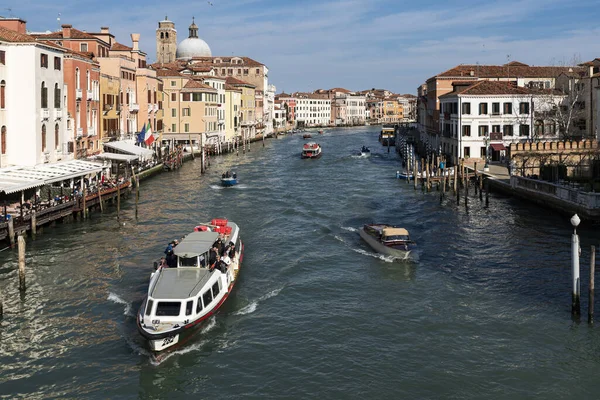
[185,300,193,316]
[179,256,198,267]
[212,281,220,298]
[196,295,203,313]
[155,301,182,316]
[202,290,213,307]
[145,299,153,316]
[383,235,410,241]
[200,252,207,267]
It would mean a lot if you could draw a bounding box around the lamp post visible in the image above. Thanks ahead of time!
[483,134,490,172]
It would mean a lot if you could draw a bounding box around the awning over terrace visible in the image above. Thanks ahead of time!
[94,153,139,162]
[0,160,105,194]
[103,140,154,158]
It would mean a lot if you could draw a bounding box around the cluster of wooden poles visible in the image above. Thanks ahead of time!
[404,158,491,209]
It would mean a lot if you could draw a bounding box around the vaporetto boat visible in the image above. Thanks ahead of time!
[136,218,243,353]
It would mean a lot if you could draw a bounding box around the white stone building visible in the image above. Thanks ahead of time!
[439,80,564,164]
[264,83,276,136]
[0,22,67,167]
[273,101,286,130]
[293,93,331,127]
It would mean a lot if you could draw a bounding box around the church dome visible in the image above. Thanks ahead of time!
[176,38,211,59]
[176,18,211,60]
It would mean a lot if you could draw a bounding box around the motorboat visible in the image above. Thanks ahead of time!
[356,146,371,157]
[137,218,243,353]
[301,142,322,159]
[303,134,312,139]
[358,224,416,260]
[379,127,395,146]
[221,171,238,187]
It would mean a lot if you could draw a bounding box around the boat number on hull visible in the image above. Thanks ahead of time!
[162,336,175,347]
[152,319,160,325]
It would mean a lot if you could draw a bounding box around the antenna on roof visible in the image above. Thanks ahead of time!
[5,7,14,17]
[57,12,61,31]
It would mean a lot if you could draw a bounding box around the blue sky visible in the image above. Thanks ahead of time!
[13,0,600,95]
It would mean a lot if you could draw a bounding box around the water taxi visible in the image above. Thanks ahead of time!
[137,218,243,353]
[221,171,238,187]
[301,142,322,159]
[359,224,416,260]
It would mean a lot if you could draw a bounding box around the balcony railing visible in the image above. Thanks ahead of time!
[153,104,158,112]
[76,89,83,100]
[86,91,93,101]
[147,104,153,113]
[103,103,113,112]
[54,109,62,120]
[76,128,83,138]
[129,103,140,112]
[41,109,49,121]
[88,128,96,137]
[490,132,502,141]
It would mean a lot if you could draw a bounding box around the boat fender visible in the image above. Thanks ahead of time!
[194,225,211,232]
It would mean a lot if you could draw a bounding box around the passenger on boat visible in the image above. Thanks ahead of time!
[158,257,167,268]
[232,172,237,179]
[208,246,218,266]
[165,250,177,268]
[228,242,236,258]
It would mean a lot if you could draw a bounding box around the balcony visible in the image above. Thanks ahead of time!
[76,88,83,100]
[54,109,62,120]
[88,128,96,137]
[103,103,112,112]
[490,132,503,141]
[76,127,83,138]
[41,109,49,121]
[86,91,93,101]
[129,103,139,113]
[153,104,158,112]
[240,120,255,126]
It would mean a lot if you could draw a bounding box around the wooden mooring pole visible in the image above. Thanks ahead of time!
[589,245,595,324]
[571,217,581,318]
[0,284,3,318]
[474,162,478,195]
[18,234,25,291]
[7,217,15,248]
[485,179,489,207]
[479,175,483,201]
[117,182,121,219]
[82,187,87,220]
[31,210,37,239]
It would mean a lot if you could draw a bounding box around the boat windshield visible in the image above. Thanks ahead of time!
[383,235,410,241]
[179,256,198,267]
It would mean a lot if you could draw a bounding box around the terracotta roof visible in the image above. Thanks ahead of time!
[580,58,600,66]
[433,62,585,80]
[277,92,291,97]
[183,79,215,90]
[111,42,132,51]
[156,69,183,77]
[33,28,98,40]
[63,48,96,61]
[192,56,265,67]
[225,84,242,92]
[225,77,255,88]
[0,26,35,42]
[439,80,532,97]
[196,75,225,81]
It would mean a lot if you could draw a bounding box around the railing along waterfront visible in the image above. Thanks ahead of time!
[511,176,600,209]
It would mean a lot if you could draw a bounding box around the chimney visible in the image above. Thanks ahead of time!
[131,33,140,51]
[470,70,474,76]
[61,24,72,39]
[100,26,109,34]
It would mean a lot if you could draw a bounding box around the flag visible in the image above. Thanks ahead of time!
[137,123,146,144]
[144,121,155,146]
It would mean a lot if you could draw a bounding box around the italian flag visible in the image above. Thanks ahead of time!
[144,121,155,146]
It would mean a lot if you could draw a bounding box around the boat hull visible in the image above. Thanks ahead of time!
[358,228,414,260]
[301,152,322,159]
[221,178,238,187]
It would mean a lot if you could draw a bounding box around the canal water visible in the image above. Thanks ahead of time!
[2,126,600,399]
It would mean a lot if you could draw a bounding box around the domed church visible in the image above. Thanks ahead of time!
[156,17,211,63]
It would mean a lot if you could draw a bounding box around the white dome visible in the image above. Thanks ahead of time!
[176,38,212,59]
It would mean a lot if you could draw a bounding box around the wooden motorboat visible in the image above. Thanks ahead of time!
[303,134,312,139]
[359,224,416,260]
[221,171,238,187]
[137,218,243,353]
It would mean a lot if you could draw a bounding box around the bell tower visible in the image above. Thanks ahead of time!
[156,16,177,64]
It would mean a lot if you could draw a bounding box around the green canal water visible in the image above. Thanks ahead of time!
[2,126,600,399]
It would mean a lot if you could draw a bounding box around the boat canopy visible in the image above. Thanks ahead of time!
[173,231,219,258]
[382,227,409,237]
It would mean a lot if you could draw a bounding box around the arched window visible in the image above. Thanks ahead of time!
[86,70,90,91]
[1,126,5,155]
[0,80,5,109]
[55,124,59,149]
[41,82,48,109]
[41,124,47,151]
[160,32,164,39]
[54,83,61,108]
[75,68,80,90]
[165,32,169,39]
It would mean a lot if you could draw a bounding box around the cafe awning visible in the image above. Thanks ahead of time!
[0,160,105,194]
[103,140,154,157]
[491,143,507,151]
[94,153,139,162]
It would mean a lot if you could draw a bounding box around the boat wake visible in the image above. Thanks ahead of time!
[341,226,357,232]
[233,287,283,316]
[150,339,210,366]
[352,248,397,263]
[108,292,135,317]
